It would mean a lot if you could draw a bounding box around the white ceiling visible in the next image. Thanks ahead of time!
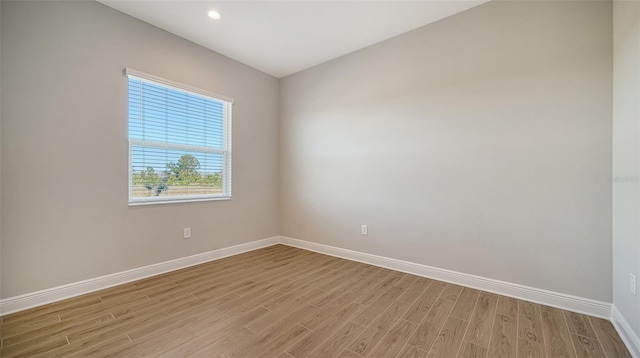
[98,0,488,78]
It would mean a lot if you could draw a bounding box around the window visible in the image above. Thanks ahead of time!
[126,69,233,205]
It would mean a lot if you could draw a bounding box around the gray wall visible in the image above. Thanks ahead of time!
[1,1,280,298]
[280,1,613,301]
[613,0,640,339]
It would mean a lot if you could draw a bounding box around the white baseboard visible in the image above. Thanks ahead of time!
[0,237,279,316]
[278,236,612,319]
[612,305,640,358]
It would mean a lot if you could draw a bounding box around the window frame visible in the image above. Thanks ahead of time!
[125,68,233,206]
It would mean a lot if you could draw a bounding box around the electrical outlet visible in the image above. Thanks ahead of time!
[631,273,637,296]
[183,227,191,239]
[361,225,368,236]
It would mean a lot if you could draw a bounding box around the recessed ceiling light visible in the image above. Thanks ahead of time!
[208,10,221,20]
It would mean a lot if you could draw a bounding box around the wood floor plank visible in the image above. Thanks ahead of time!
[337,349,364,358]
[94,284,256,357]
[407,298,455,351]
[426,317,467,358]
[278,266,340,294]
[518,338,545,358]
[564,311,597,339]
[459,342,488,358]
[519,301,544,344]
[310,267,384,308]
[64,295,150,321]
[190,265,260,285]
[0,315,61,338]
[488,313,517,358]
[32,334,130,358]
[2,312,114,347]
[126,306,224,341]
[98,328,196,358]
[105,281,178,302]
[397,277,432,305]
[287,302,363,358]
[570,334,606,358]
[226,290,284,316]
[301,290,365,330]
[395,274,417,290]
[216,286,282,313]
[261,288,324,313]
[495,296,518,317]
[127,307,238,357]
[441,284,464,302]
[233,276,292,298]
[152,284,216,304]
[133,316,239,357]
[449,288,480,321]
[219,304,318,358]
[463,293,498,348]
[219,323,308,358]
[368,319,417,358]
[83,317,152,354]
[132,269,198,289]
[186,327,255,357]
[588,316,632,358]
[403,282,446,323]
[0,334,68,358]
[67,307,169,344]
[277,265,340,294]
[353,286,405,327]
[305,322,365,358]
[315,263,368,293]
[143,307,245,346]
[540,305,564,316]
[248,289,323,332]
[93,283,149,302]
[181,279,249,300]
[163,292,239,317]
[357,273,404,306]
[540,311,576,358]
[348,300,410,357]
[2,295,102,327]
[398,344,429,358]
[57,334,131,358]
[254,325,311,358]
[302,271,399,331]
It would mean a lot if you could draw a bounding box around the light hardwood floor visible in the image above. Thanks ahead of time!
[0,245,631,358]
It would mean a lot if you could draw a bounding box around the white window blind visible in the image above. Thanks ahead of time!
[126,69,233,205]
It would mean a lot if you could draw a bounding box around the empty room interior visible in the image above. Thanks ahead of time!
[1,0,639,357]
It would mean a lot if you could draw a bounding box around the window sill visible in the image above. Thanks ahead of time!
[128,196,231,207]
